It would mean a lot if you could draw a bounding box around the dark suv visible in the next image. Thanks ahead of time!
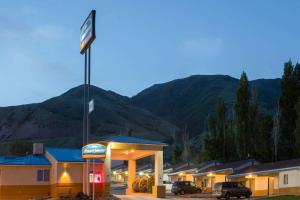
[213,182,252,199]
[171,181,202,195]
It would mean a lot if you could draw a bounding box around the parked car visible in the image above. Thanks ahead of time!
[213,182,252,199]
[163,181,173,192]
[171,181,202,195]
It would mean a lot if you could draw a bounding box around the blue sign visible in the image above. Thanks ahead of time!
[82,143,106,158]
[80,10,96,54]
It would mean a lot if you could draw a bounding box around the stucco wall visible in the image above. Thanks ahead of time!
[255,176,268,190]
[279,169,300,188]
[214,175,225,183]
[0,166,51,186]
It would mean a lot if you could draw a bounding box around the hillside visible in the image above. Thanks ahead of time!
[131,75,281,136]
[0,75,281,154]
[0,85,178,147]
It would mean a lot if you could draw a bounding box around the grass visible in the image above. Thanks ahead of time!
[259,196,300,200]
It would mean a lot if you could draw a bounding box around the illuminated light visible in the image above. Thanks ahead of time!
[246,174,253,179]
[139,171,144,176]
[125,151,129,155]
[63,171,68,176]
[130,149,135,153]
[207,172,215,177]
[125,171,128,175]
[113,171,117,175]
[179,172,184,176]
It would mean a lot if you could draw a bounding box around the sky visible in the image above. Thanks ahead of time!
[1,0,300,106]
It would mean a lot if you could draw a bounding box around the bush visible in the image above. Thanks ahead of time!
[132,176,154,193]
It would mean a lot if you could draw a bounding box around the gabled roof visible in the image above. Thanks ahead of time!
[47,147,84,162]
[0,156,18,163]
[0,155,50,166]
[229,158,300,178]
[99,135,167,146]
[168,161,218,175]
[193,159,258,176]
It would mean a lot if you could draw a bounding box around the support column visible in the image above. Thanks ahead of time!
[126,159,136,195]
[153,151,165,198]
[103,143,111,198]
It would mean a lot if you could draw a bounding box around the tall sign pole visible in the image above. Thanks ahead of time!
[80,10,96,197]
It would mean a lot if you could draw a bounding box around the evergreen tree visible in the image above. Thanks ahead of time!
[294,100,300,156]
[279,60,298,159]
[255,115,273,161]
[235,72,250,159]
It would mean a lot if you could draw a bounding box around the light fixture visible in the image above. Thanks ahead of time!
[246,174,253,179]
[113,171,117,175]
[179,172,184,176]
[125,171,128,175]
[130,149,135,153]
[207,172,215,177]
[139,171,144,176]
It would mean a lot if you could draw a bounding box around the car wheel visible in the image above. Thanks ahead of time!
[245,193,250,198]
[174,193,177,195]
[180,190,185,195]
[225,193,230,200]
[237,196,241,199]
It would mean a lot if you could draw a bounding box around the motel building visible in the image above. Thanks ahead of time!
[227,158,300,196]
[0,135,167,199]
[167,161,219,183]
[193,159,258,192]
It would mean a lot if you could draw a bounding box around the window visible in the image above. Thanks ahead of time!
[283,174,288,185]
[37,169,50,182]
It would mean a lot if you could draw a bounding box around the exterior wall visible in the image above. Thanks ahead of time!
[0,166,51,185]
[214,174,226,184]
[0,166,51,200]
[279,170,300,188]
[278,169,300,195]
[253,176,269,196]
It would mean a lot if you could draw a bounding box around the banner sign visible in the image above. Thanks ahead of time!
[80,10,96,54]
[82,143,106,159]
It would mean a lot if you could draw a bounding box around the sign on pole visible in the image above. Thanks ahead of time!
[80,10,96,54]
[82,143,106,159]
[89,99,94,113]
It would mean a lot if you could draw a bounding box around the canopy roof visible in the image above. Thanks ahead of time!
[99,135,167,146]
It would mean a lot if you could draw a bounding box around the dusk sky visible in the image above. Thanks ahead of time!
[1,0,300,106]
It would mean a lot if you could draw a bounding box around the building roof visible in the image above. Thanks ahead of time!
[229,158,300,178]
[99,135,167,146]
[168,161,218,175]
[193,159,258,176]
[47,147,84,162]
[0,155,50,166]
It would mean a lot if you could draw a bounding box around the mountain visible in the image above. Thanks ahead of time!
[0,85,178,146]
[131,75,281,136]
[0,75,281,154]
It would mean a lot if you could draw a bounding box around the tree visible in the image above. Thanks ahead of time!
[182,124,191,162]
[294,99,300,156]
[216,98,227,160]
[172,145,182,164]
[235,72,250,159]
[272,103,280,161]
[279,60,298,159]
[255,115,273,161]
[9,140,32,156]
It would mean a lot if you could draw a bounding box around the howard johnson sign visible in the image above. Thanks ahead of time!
[82,143,106,159]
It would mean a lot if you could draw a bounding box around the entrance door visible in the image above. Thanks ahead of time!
[268,177,274,196]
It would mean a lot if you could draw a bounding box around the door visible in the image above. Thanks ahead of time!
[268,177,274,196]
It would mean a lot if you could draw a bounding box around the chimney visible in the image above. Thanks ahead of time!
[33,143,44,155]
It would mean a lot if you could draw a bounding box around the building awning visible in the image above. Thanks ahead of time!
[98,135,167,146]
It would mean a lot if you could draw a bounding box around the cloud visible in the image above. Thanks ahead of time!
[178,38,223,59]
